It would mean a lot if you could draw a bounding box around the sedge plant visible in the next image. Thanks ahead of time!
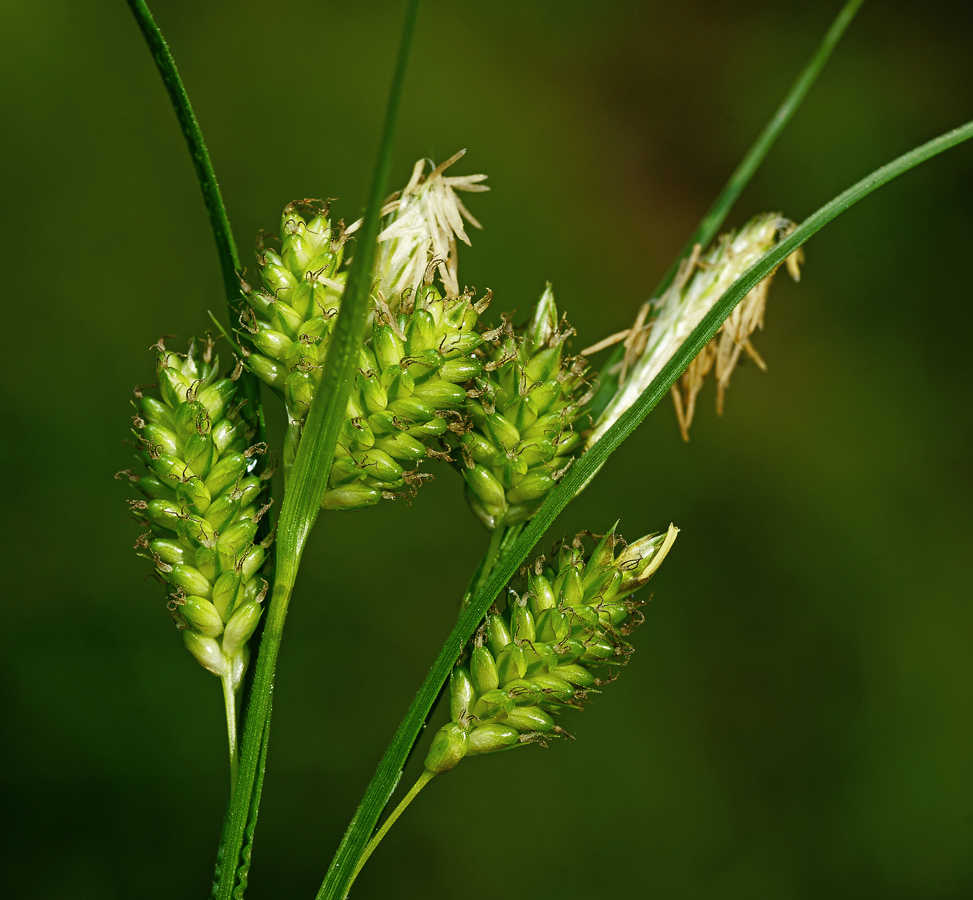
[119,0,973,897]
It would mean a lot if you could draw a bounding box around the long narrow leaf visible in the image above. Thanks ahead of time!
[127,0,241,304]
[319,119,973,900]
[657,0,865,295]
[125,0,268,440]
[588,0,863,417]
[213,2,422,898]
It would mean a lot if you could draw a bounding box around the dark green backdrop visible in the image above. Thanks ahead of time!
[1,1,971,897]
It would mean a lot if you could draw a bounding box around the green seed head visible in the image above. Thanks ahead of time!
[319,285,488,507]
[451,285,591,530]
[125,338,272,690]
[240,182,490,507]
[424,523,678,775]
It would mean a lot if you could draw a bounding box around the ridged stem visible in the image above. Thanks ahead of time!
[214,575,292,899]
[125,0,268,445]
[657,0,865,296]
[350,771,436,890]
[470,525,506,603]
[221,672,239,794]
[214,2,421,895]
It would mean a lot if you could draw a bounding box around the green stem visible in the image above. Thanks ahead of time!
[350,771,435,889]
[461,524,524,612]
[220,672,239,793]
[587,0,864,417]
[214,575,293,900]
[213,2,421,896]
[656,0,865,297]
[468,525,506,608]
[318,118,973,900]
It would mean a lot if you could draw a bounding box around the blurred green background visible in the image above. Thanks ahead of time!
[1,1,971,897]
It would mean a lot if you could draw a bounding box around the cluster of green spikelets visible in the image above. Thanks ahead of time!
[423,523,679,776]
[239,201,492,509]
[122,338,270,696]
[120,152,797,786]
[453,285,591,530]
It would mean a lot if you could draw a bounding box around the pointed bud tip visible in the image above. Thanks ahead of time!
[616,523,679,592]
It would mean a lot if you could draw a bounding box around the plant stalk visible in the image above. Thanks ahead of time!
[213,2,422,895]
[214,574,293,900]
[469,525,506,605]
[350,771,436,890]
[125,0,267,444]
[658,0,866,296]
[220,672,240,793]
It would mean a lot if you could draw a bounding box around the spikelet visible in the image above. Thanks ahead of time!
[588,213,802,444]
[451,285,591,530]
[424,524,679,774]
[370,149,488,299]
[240,155,489,508]
[122,337,271,693]
[239,200,346,477]
[320,283,487,510]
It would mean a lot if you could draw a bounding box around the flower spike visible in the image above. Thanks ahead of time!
[124,337,273,783]
[424,523,679,775]
[239,158,489,507]
[371,149,489,299]
[588,213,803,444]
[451,284,591,530]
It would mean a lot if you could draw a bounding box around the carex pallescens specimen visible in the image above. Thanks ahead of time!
[117,4,973,896]
[452,285,592,530]
[121,337,272,783]
[238,154,490,508]
[349,523,679,881]
[426,523,679,773]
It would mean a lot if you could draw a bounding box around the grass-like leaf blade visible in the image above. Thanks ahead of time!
[656,0,865,295]
[125,0,268,440]
[212,2,421,897]
[126,0,241,296]
[319,118,973,900]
